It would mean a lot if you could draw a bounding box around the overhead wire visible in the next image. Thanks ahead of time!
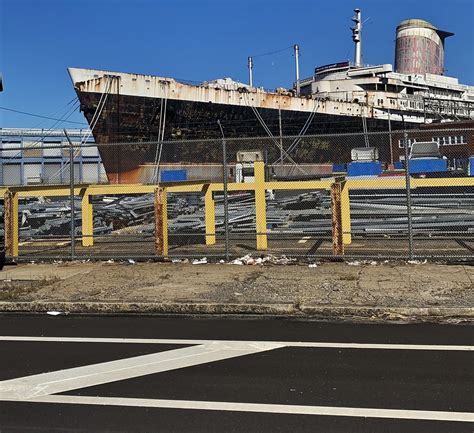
[2,100,81,160]
[251,45,293,58]
[0,105,87,125]
[152,82,169,183]
[49,76,113,181]
[361,98,370,147]
[243,92,307,174]
[27,97,80,130]
[282,100,319,158]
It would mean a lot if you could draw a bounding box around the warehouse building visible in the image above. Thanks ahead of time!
[0,128,106,185]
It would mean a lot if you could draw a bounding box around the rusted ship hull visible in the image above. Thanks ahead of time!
[77,90,407,183]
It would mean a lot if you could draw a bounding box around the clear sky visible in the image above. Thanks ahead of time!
[1,0,473,128]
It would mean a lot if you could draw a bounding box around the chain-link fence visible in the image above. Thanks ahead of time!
[1,127,473,261]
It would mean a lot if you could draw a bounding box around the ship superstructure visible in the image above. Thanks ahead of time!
[69,9,474,182]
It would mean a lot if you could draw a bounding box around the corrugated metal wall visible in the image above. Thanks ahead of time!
[0,128,107,185]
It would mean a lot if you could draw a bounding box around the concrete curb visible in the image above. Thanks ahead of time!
[299,305,474,323]
[0,301,472,323]
[0,301,296,316]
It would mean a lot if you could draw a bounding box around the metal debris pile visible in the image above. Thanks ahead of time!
[2,188,473,241]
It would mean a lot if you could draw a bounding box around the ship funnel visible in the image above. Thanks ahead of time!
[351,8,363,67]
[395,19,453,75]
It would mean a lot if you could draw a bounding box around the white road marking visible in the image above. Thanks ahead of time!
[0,341,283,400]
[0,336,472,351]
[297,236,311,244]
[0,336,472,423]
[20,395,474,423]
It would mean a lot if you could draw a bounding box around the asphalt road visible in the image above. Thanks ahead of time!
[0,315,472,433]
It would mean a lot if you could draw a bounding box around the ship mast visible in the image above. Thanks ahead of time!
[294,44,300,96]
[248,56,253,87]
[351,8,363,67]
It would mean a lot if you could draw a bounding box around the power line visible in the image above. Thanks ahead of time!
[251,45,293,58]
[2,101,82,160]
[0,106,87,125]
[28,97,79,130]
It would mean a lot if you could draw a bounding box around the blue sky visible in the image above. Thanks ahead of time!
[1,0,473,127]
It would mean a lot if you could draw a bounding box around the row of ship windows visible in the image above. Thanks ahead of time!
[376,99,424,109]
[398,100,424,109]
[398,135,467,148]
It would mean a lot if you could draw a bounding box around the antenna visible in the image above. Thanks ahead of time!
[247,56,253,87]
[351,8,362,67]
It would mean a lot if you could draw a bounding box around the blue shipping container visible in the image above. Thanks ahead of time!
[332,163,346,173]
[347,161,382,177]
[394,161,404,170]
[408,159,447,174]
[160,169,187,182]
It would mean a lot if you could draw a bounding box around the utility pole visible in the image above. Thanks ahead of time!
[294,44,300,96]
[248,56,253,87]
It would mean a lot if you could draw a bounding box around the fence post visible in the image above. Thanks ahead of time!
[64,129,76,259]
[254,160,268,251]
[81,190,94,247]
[218,121,230,261]
[4,190,19,258]
[341,181,352,245]
[403,130,414,260]
[331,181,344,256]
[204,187,216,245]
[154,187,168,257]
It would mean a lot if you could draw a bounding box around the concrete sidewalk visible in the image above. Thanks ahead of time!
[0,259,472,322]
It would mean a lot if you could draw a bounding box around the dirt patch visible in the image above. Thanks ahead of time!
[0,260,471,313]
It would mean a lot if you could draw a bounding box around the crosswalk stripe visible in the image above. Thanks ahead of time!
[22,395,474,423]
[1,336,472,351]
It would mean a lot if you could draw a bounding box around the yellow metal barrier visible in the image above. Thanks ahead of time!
[254,161,268,250]
[341,181,352,246]
[81,192,94,247]
[204,187,216,246]
[4,190,19,257]
[2,164,474,258]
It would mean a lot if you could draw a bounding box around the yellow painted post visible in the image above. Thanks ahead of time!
[341,181,352,245]
[81,192,94,247]
[4,190,19,258]
[154,187,168,257]
[204,187,216,245]
[254,160,268,250]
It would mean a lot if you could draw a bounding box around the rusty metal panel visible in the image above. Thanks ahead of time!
[331,182,344,256]
[154,187,167,257]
